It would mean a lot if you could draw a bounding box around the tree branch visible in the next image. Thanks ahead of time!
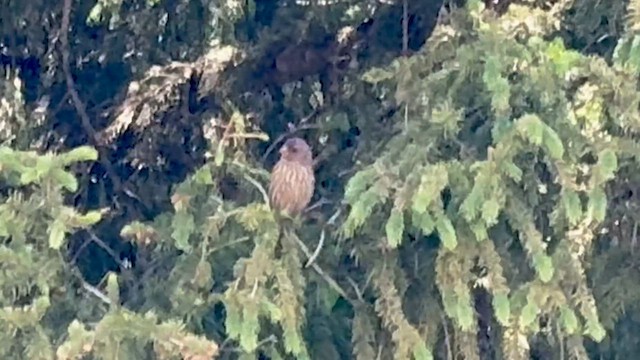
[59,0,137,204]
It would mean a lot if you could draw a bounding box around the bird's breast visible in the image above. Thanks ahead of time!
[269,160,315,215]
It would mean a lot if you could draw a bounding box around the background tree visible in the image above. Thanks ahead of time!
[3,0,640,359]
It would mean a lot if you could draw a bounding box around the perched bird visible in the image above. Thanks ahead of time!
[269,137,315,217]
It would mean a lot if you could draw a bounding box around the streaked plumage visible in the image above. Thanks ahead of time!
[269,137,315,217]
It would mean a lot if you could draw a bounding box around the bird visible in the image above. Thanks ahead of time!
[268,137,315,218]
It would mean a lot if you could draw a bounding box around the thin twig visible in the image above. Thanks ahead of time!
[243,174,270,209]
[219,335,277,354]
[59,0,137,202]
[362,268,376,296]
[326,207,342,225]
[632,220,637,255]
[304,228,324,268]
[303,198,331,214]
[86,230,128,269]
[558,323,565,360]
[210,236,250,253]
[285,229,357,305]
[69,228,127,270]
[250,279,259,298]
[49,91,71,119]
[68,235,92,266]
[440,311,452,360]
[303,207,341,267]
[402,0,409,56]
[82,282,112,305]
[261,104,321,163]
[346,276,364,302]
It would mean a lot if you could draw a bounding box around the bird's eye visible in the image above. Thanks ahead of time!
[289,146,297,152]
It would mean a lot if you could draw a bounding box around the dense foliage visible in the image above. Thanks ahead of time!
[4,0,640,359]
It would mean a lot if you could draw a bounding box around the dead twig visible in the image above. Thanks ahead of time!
[304,206,341,268]
[285,228,357,306]
[303,197,331,213]
[261,109,321,164]
[346,276,364,302]
[304,228,325,268]
[69,228,128,271]
[82,281,112,305]
[243,174,270,209]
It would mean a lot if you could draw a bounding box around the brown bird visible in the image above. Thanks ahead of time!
[269,137,315,217]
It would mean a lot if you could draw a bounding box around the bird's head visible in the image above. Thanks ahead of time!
[279,137,313,166]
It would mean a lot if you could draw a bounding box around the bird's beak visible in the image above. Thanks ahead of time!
[279,146,287,155]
